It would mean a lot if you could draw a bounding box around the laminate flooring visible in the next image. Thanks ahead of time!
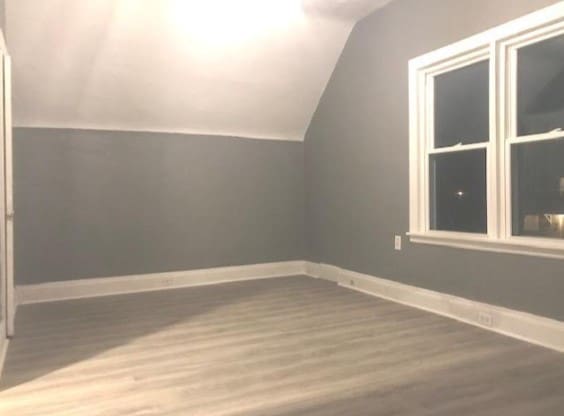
[1,276,563,415]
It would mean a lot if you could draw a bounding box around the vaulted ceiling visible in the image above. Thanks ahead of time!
[6,0,392,141]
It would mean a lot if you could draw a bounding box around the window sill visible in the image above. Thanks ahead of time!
[408,231,564,260]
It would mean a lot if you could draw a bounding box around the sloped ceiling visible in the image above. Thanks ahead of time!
[304,0,392,20]
[7,0,392,141]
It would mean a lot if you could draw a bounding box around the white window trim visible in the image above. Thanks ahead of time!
[408,2,564,259]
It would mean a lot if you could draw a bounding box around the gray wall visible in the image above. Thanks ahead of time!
[305,0,564,321]
[15,128,305,284]
[0,0,4,33]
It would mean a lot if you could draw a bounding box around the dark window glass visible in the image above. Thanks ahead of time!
[518,34,564,136]
[434,61,489,148]
[512,139,564,239]
[430,150,487,233]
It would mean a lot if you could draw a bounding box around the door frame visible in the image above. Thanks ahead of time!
[0,30,14,339]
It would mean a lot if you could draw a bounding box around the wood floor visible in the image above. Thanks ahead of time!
[1,276,563,415]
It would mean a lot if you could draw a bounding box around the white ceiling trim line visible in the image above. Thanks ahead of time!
[12,122,305,142]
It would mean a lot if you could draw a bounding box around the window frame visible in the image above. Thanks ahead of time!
[408,3,564,259]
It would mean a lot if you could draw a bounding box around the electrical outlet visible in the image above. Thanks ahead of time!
[394,235,402,251]
[478,311,493,327]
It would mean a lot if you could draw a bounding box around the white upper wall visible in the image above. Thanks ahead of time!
[7,0,391,141]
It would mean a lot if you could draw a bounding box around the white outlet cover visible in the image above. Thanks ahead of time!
[395,235,402,251]
[478,312,494,327]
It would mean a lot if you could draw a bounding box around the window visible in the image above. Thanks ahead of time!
[409,3,564,259]
[431,60,489,234]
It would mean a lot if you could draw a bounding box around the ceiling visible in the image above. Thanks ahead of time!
[6,0,392,141]
[304,0,392,20]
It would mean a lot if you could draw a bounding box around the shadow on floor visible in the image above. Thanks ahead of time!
[0,277,292,390]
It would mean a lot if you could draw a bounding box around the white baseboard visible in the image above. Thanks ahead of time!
[17,261,307,305]
[307,262,564,353]
[14,259,564,353]
[304,261,321,278]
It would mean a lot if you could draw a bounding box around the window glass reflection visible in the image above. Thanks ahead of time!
[435,61,489,148]
[518,34,564,136]
[512,139,564,239]
[430,150,487,233]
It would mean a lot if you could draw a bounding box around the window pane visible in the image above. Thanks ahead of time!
[512,139,564,239]
[430,150,487,233]
[518,34,564,136]
[434,61,489,148]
